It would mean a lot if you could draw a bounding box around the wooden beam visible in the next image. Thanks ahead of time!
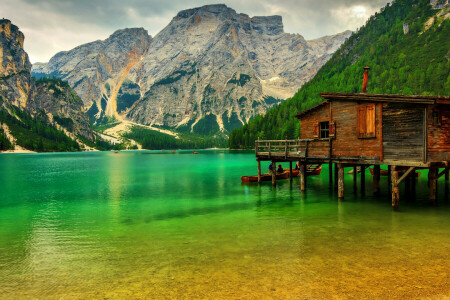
[392,166,400,210]
[338,163,344,199]
[353,166,357,193]
[437,167,449,179]
[394,167,416,187]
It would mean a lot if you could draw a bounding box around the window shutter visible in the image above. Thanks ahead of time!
[357,106,366,137]
[329,121,336,138]
[366,104,376,137]
[313,123,319,139]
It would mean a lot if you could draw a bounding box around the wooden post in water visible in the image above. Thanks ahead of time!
[373,165,380,196]
[289,161,293,182]
[271,161,276,187]
[392,166,400,210]
[387,165,392,195]
[429,167,438,204]
[334,163,338,190]
[338,163,344,199]
[360,164,366,196]
[300,163,306,191]
[257,160,261,184]
[353,165,357,193]
[411,171,416,200]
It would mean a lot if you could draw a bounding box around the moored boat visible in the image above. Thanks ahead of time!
[241,171,290,183]
[241,165,322,183]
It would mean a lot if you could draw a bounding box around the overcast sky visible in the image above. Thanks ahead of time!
[1,0,390,63]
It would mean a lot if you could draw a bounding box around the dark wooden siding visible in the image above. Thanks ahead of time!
[382,103,425,162]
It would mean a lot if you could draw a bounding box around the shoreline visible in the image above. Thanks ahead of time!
[0,149,36,154]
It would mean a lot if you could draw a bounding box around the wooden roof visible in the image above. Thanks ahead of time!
[320,92,450,104]
[295,93,450,119]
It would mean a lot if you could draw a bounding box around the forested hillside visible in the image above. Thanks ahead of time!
[229,0,450,149]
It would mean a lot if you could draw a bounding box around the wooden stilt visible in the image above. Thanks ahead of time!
[257,160,261,184]
[338,163,344,199]
[360,164,365,196]
[387,165,392,195]
[271,161,276,187]
[411,171,416,200]
[334,163,338,190]
[392,166,400,210]
[300,163,306,191]
[429,167,438,204]
[373,165,380,196]
[353,165,357,193]
[289,161,293,182]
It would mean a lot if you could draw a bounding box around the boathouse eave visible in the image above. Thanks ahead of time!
[319,92,450,104]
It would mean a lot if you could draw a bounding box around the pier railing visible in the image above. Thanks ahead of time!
[255,138,332,160]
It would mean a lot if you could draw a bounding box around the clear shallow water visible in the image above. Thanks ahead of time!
[0,150,449,299]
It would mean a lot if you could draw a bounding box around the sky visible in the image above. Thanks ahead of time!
[1,0,391,63]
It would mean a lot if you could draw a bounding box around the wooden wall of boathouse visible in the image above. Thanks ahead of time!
[299,101,383,158]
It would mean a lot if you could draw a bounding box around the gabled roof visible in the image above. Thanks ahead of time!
[294,101,328,119]
[320,92,450,104]
[295,93,450,119]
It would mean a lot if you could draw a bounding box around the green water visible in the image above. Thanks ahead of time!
[0,150,449,299]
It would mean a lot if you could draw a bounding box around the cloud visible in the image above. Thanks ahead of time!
[1,0,391,63]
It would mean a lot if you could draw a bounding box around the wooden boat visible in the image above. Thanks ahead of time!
[241,171,290,183]
[241,165,322,183]
[369,167,421,178]
[193,151,199,154]
[306,164,322,175]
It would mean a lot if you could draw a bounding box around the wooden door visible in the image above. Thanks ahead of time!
[382,103,425,162]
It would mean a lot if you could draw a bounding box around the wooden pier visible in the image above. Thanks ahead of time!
[253,68,450,209]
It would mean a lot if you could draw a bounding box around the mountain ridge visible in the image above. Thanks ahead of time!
[32,4,351,136]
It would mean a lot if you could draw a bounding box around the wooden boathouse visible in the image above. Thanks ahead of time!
[255,68,450,209]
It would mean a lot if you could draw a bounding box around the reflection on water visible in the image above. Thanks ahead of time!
[0,150,449,298]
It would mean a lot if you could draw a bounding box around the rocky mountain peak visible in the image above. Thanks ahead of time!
[0,19,33,107]
[32,5,351,135]
[175,4,236,19]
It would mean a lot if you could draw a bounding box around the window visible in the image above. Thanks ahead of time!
[313,121,336,139]
[320,121,329,139]
[357,104,376,138]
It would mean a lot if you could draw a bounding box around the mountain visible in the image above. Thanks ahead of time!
[229,0,450,149]
[32,4,351,136]
[0,19,96,152]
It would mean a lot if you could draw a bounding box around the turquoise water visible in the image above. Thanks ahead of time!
[0,150,449,299]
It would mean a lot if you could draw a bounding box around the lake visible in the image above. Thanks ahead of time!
[0,150,449,298]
